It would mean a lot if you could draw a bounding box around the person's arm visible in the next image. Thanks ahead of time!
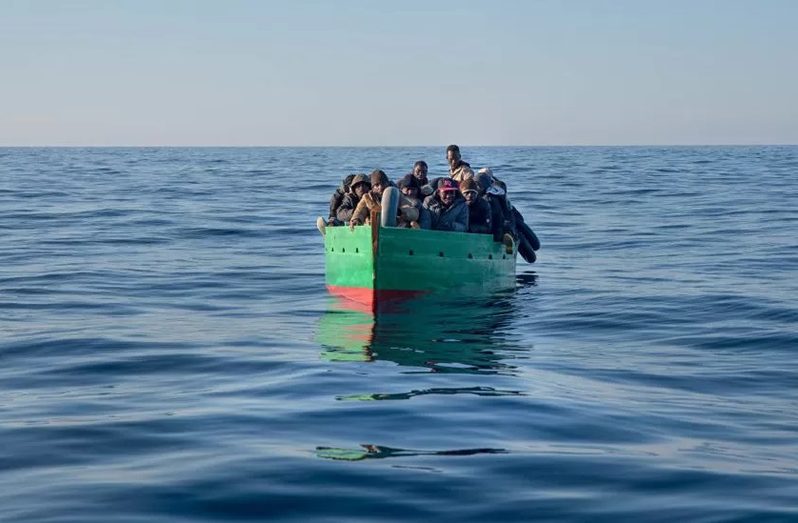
[329,188,344,220]
[452,203,469,232]
[336,195,355,223]
[422,197,439,230]
[418,207,432,229]
[486,199,502,240]
[349,197,369,227]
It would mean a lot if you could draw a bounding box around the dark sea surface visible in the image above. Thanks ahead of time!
[1,146,797,522]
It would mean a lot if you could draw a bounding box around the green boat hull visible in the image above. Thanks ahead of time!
[324,222,516,306]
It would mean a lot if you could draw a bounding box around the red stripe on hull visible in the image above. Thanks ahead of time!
[326,285,426,310]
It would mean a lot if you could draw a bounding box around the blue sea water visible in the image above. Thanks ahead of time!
[1,146,797,522]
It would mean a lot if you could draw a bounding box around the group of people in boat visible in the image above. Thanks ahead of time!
[317,144,539,260]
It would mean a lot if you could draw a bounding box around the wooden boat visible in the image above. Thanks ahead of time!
[323,189,518,307]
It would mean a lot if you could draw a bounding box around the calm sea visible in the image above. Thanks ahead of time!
[1,146,797,522]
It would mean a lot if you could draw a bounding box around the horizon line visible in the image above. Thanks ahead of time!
[2,143,797,148]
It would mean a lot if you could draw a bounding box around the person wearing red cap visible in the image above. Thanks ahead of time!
[422,178,469,232]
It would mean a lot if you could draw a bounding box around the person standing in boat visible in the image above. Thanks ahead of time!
[446,144,475,182]
[336,173,370,224]
[460,178,492,234]
[350,170,419,228]
[423,178,469,232]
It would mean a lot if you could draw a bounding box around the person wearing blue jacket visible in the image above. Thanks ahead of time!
[422,178,469,232]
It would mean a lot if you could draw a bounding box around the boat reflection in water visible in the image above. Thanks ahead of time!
[317,290,523,374]
[315,290,527,461]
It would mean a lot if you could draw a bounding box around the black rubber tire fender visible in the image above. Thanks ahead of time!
[512,208,541,251]
[518,233,537,263]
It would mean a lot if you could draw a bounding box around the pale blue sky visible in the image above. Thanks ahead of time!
[1,0,796,145]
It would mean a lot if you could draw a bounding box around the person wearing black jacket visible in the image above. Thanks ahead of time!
[411,161,429,187]
[474,171,507,240]
[397,174,431,229]
[327,174,356,225]
[475,168,539,260]
[335,174,371,224]
[460,178,492,235]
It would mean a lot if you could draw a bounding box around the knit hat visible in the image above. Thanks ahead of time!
[460,178,479,193]
[350,173,370,189]
[397,174,419,190]
[438,178,459,192]
[370,169,389,187]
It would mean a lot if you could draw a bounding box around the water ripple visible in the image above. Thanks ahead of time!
[1,146,797,521]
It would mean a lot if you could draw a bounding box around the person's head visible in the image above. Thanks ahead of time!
[477,167,493,178]
[460,178,479,205]
[397,174,420,199]
[412,160,428,182]
[445,144,461,168]
[474,171,493,195]
[342,173,356,193]
[438,178,459,207]
[350,174,370,197]
[369,169,390,196]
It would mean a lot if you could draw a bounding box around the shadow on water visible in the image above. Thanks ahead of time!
[316,291,523,375]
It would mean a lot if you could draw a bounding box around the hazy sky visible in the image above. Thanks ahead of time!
[2,0,796,145]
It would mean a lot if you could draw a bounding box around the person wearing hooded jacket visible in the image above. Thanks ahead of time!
[397,174,431,229]
[476,167,538,257]
[474,170,509,242]
[336,174,370,224]
[423,178,469,232]
[350,170,419,228]
[327,173,356,225]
